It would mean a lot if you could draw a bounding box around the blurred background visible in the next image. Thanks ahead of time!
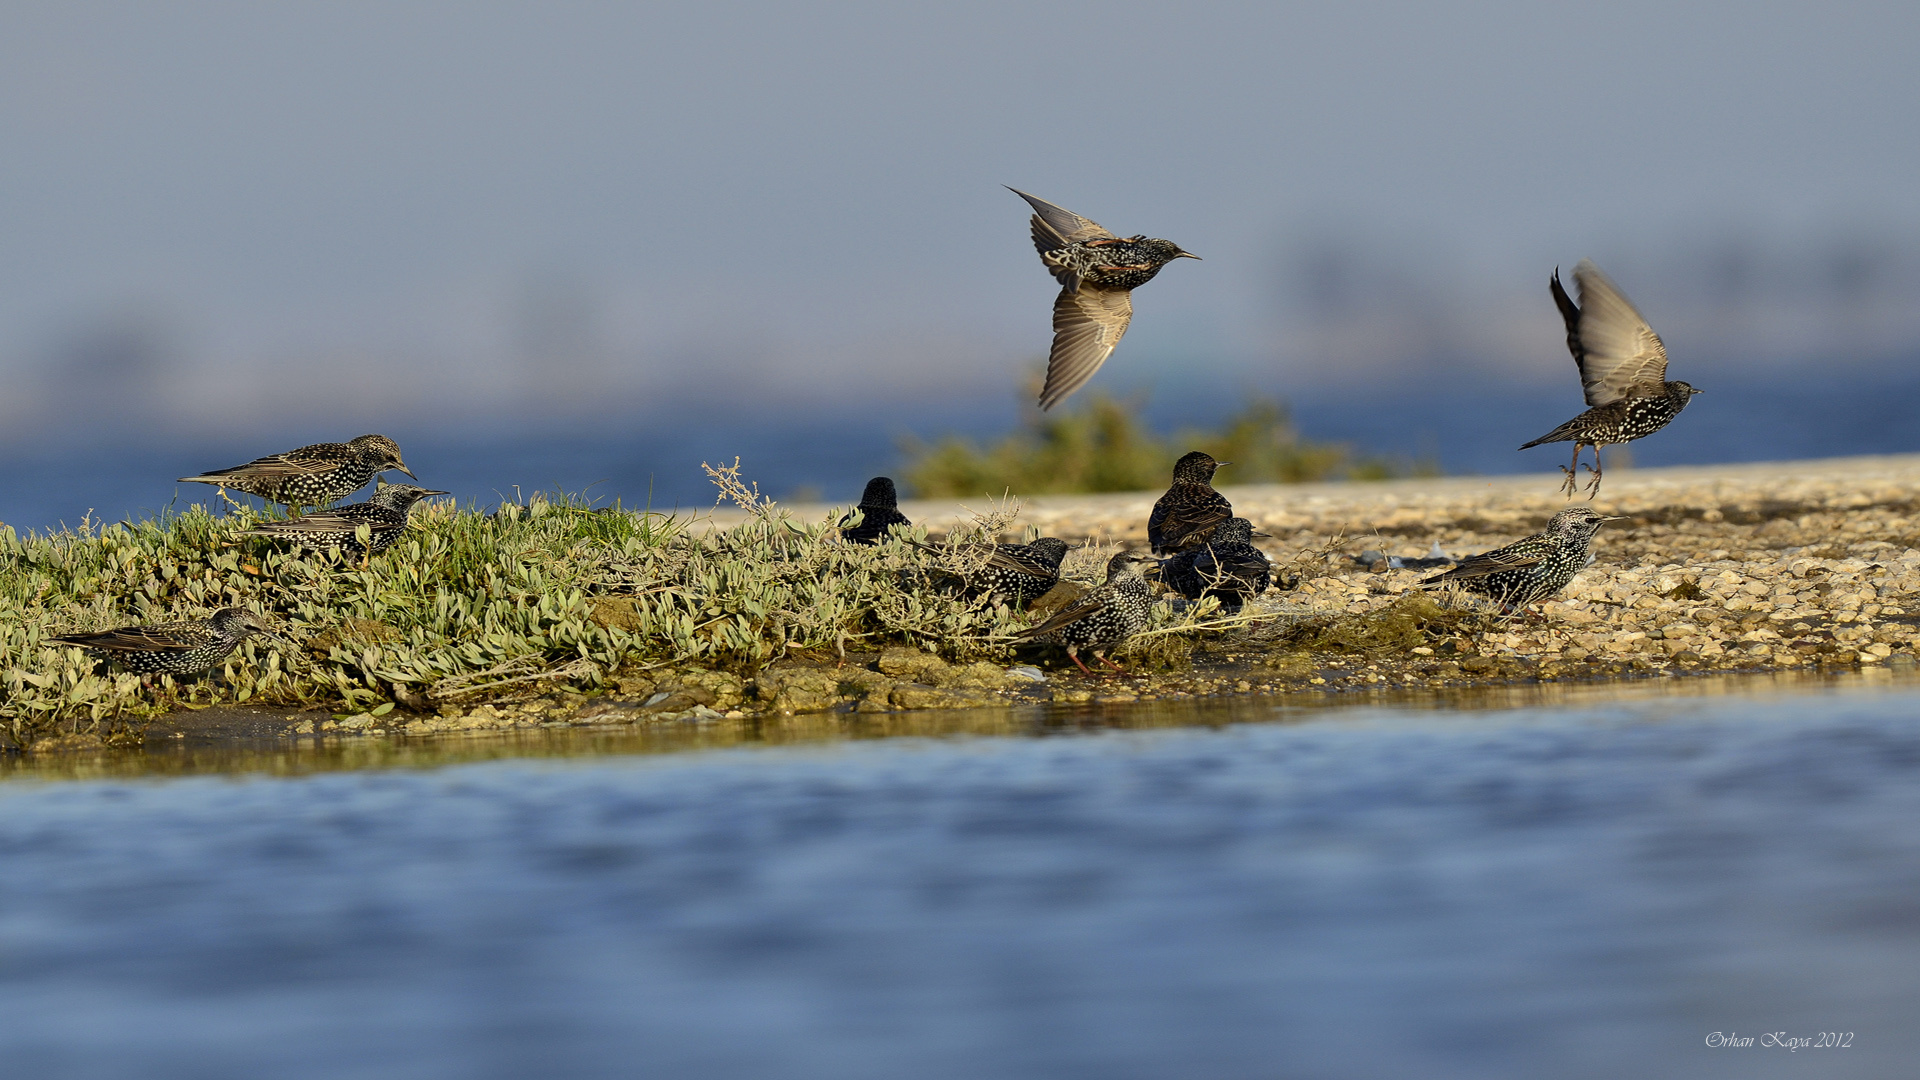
[4,1,1919,530]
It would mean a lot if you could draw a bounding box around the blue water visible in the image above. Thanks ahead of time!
[3,681,1918,1078]
[8,365,1920,533]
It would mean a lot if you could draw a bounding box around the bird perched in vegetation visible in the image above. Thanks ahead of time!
[48,607,284,677]
[1010,188,1199,411]
[180,434,415,511]
[1520,260,1702,497]
[245,483,447,561]
[913,536,1071,607]
[1418,507,1623,613]
[840,477,911,544]
[1148,451,1233,555]
[1160,517,1272,614]
[1013,550,1155,674]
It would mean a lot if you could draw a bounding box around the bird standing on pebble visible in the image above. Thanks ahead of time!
[840,477,911,545]
[1520,261,1702,498]
[1148,451,1233,555]
[1160,517,1272,615]
[1013,550,1155,675]
[1418,507,1623,614]
[179,434,415,512]
[48,607,284,677]
[1010,188,1199,411]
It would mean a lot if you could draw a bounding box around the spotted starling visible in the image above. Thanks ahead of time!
[1418,507,1624,613]
[1009,188,1199,411]
[180,434,416,511]
[1148,451,1233,555]
[48,607,284,677]
[1520,261,1703,498]
[913,536,1071,607]
[245,483,447,558]
[1160,518,1272,615]
[1013,550,1155,674]
[840,477,911,544]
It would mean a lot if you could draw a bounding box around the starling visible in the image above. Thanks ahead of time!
[48,607,284,677]
[1147,451,1233,555]
[1160,517,1272,615]
[1010,188,1199,411]
[1013,550,1155,675]
[1418,507,1624,613]
[1520,261,1703,498]
[912,536,1071,607]
[244,483,447,559]
[180,434,416,511]
[840,477,911,544]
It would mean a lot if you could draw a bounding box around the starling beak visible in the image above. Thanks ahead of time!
[1159,518,1272,615]
[1419,507,1622,614]
[244,484,448,558]
[1013,550,1155,675]
[180,434,415,511]
[911,536,1071,607]
[840,476,911,545]
[1520,262,1701,498]
[1009,188,1198,411]
[1147,451,1234,556]
[48,607,283,677]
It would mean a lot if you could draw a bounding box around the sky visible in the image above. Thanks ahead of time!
[3,1,1919,444]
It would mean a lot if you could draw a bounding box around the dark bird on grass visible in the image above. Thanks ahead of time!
[1418,507,1623,614]
[1520,261,1702,498]
[840,477,911,544]
[1148,451,1233,555]
[912,536,1071,607]
[48,607,284,677]
[1160,517,1272,615]
[1013,550,1155,675]
[1010,188,1199,411]
[245,483,447,561]
[180,434,415,511]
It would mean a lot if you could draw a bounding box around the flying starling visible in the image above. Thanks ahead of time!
[1160,517,1272,615]
[1148,451,1233,555]
[1418,507,1624,614]
[1013,550,1155,675]
[1010,188,1199,411]
[1520,261,1702,498]
[244,483,447,560]
[912,536,1071,607]
[840,477,911,545]
[48,607,284,677]
[180,434,416,511]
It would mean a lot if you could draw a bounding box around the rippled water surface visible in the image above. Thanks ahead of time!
[4,673,1919,1078]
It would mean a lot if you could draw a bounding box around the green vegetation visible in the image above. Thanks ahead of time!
[903,394,1436,498]
[0,463,1243,751]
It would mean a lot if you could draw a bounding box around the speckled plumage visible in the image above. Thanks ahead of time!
[840,477,911,545]
[915,537,1070,607]
[49,607,283,676]
[1013,551,1155,674]
[1010,189,1199,411]
[180,434,415,510]
[1520,262,1701,497]
[1419,507,1621,612]
[1148,451,1233,555]
[1160,518,1271,614]
[245,483,447,556]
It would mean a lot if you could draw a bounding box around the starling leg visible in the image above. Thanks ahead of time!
[1098,655,1126,673]
[1584,448,1605,498]
[1558,445,1582,497]
[1068,650,1095,677]
[215,486,247,514]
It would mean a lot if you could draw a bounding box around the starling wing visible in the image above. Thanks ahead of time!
[179,444,341,484]
[1008,188,1115,254]
[1420,544,1546,584]
[1011,590,1107,640]
[246,507,383,536]
[50,624,204,653]
[1039,285,1133,411]
[1562,260,1670,407]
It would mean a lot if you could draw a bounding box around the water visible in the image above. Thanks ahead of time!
[9,365,1920,533]
[3,673,1918,1078]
